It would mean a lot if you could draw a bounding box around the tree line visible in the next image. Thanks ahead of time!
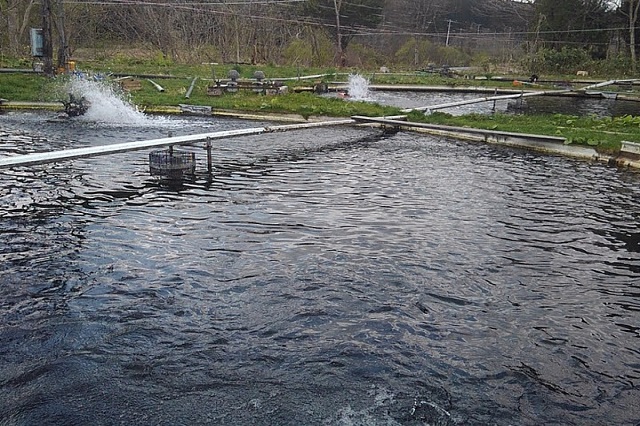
[1,0,639,74]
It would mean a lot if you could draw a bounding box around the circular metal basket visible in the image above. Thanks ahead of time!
[149,149,196,178]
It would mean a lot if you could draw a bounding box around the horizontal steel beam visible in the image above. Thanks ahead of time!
[401,89,571,113]
[0,119,354,169]
[401,79,640,113]
[351,115,565,143]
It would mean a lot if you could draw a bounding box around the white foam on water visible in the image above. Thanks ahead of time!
[327,387,402,426]
[347,74,372,101]
[64,78,150,126]
[58,78,223,131]
[54,77,175,127]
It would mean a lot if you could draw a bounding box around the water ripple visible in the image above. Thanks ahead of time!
[1,113,640,425]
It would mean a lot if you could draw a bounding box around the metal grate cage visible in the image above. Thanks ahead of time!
[149,149,196,177]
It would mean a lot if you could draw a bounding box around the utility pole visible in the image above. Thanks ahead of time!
[333,0,344,66]
[446,19,453,47]
[41,0,54,76]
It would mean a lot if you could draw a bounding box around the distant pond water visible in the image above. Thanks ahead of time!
[373,90,640,117]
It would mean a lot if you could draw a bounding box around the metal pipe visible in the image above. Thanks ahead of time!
[402,79,640,114]
[186,77,198,99]
[402,89,571,113]
[0,119,355,169]
[147,79,165,92]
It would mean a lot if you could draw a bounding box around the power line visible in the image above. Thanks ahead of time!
[63,0,306,5]
[59,0,636,41]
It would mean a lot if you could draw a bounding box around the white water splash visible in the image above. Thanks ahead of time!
[347,74,372,101]
[61,77,150,126]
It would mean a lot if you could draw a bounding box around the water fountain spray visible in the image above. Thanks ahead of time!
[347,74,371,101]
[56,76,149,125]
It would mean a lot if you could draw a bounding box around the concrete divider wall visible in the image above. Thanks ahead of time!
[352,115,612,165]
[617,141,640,168]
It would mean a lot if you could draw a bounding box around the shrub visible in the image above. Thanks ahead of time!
[395,38,471,68]
[282,32,334,67]
[524,47,592,75]
[345,43,388,68]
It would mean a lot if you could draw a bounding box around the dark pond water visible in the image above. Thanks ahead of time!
[1,110,640,425]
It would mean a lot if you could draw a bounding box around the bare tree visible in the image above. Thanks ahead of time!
[3,0,614,71]
[53,0,69,70]
[304,0,385,66]
[469,0,534,30]
[0,0,38,56]
[622,0,640,71]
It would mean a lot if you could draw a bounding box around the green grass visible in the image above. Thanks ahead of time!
[409,111,639,154]
[0,73,55,102]
[125,78,402,118]
[80,59,340,82]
